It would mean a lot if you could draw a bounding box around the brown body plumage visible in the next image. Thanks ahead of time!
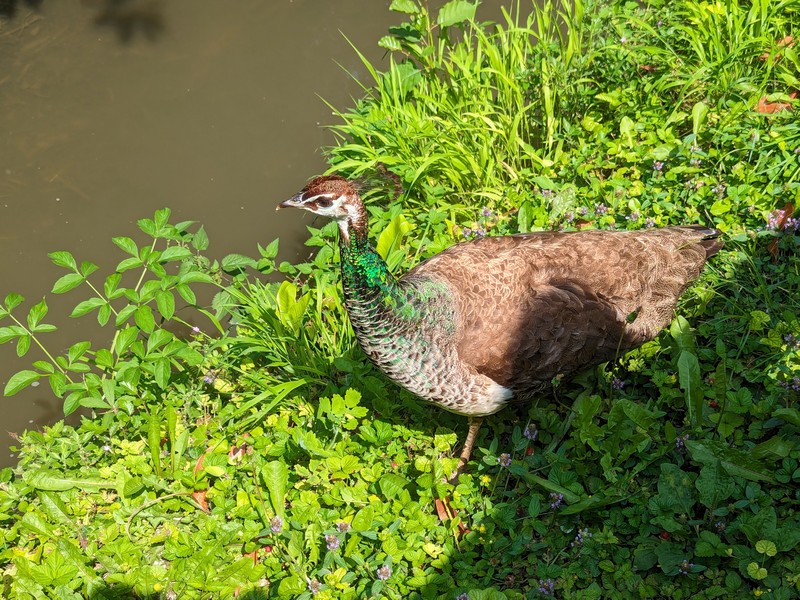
[279,176,723,470]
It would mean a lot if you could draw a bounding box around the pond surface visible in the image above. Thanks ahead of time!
[0,0,423,466]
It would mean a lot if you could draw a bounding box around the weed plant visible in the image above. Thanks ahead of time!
[1,0,800,598]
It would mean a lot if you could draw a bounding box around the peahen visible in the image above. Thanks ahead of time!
[278,175,722,472]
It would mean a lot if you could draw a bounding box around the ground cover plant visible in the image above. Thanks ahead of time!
[1,0,800,597]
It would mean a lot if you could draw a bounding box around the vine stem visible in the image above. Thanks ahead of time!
[8,313,73,381]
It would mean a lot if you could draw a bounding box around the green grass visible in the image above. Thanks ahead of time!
[2,0,800,598]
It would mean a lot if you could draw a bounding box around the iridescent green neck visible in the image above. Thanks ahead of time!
[338,221,403,308]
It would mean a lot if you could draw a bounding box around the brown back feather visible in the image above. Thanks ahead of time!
[404,226,721,394]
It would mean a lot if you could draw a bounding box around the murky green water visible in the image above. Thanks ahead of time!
[0,0,411,466]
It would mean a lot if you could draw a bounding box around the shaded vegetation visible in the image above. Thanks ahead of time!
[1,0,800,598]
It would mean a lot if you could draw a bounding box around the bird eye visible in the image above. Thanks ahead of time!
[316,197,333,208]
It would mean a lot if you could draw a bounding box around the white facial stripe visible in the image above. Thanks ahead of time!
[303,192,336,203]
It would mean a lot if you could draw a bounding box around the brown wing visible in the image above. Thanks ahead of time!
[404,227,720,393]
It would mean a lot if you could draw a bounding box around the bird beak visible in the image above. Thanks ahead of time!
[276,193,304,211]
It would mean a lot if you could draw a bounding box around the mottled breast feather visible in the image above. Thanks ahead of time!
[403,226,722,398]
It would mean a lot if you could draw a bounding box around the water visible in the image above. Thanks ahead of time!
[0,0,418,467]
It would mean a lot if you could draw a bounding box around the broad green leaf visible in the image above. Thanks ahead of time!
[277,574,306,597]
[670,315,695,352]
[773,407,800,427]
[114,327,139,355]
[692,101,709,136]
[376,214,413,260]
[67,341,91,364]
[710,198,732,215]
[38,491,72,525]
[619,116,635,147]
[751,435,793,460]
[122,477,145,498]
[104,272,123,298]
[437,0,476,26]
[686,440,776,483]
[4,369,41,396]
[755,540,777,557]
[677,350,703,428]
[116,256,142,272]
[80,260,99,277]
[16,333,31,357]
[22,469,114,491]
[112,236,139,256]
[221,253,257,272]
[159,246,192,263]
[0,325,25,344]
[19,512,55,538]
[27,298,48,329]
[276,281,310,335]
[657,463,696,514]
[263,460,288,517]
[379,35,402,51]
[134,305,155,333]
[746,562,768,580]
[51,273,84,294]
[48,372,67,397]
[155,290,175,320]
[4,292,24,311]
[389,0,418,13]
[352,505,374,531]
[48,251,77,270]
[695,461,735,508]
[192,226,209,251]
[379,473,409,499]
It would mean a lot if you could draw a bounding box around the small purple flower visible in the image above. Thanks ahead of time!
[653,161,664,172]
[456,594,470,600]
[475,227,486,237]
[678,559,694,575]
[498,453,512,467]
[270,516,283,533]
[675,433,690,450]
[594,203,608,216]
[376,565,391,580]
[712,184,726,196]
[564,210,575,223]
[325,534,340,551]
[571,527,592,547]
[578,206,589,216]
[612,377,625,390]
[541,189,553,198]
[102,444,112,453]
[626,211,640,222]
[462,227,473,238]
[549,492,564,510]
[620,36,627,44]
[203,370,217,384]
[690,158,702,167]
[308,579,321,594]
[537,578,555,595]
[191,325,201,334]
[795,147,800,154]
[523,423,538,441]
[777,376,799,390]
[336,521,351,533]
[481,206,493,217]
[645,217,656,228]
[715,520,726,532]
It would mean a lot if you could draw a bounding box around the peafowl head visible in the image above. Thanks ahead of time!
[278,175,368,242]
[278,175,362,219]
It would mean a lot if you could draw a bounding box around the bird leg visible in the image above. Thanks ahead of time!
[450,416,483,482]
